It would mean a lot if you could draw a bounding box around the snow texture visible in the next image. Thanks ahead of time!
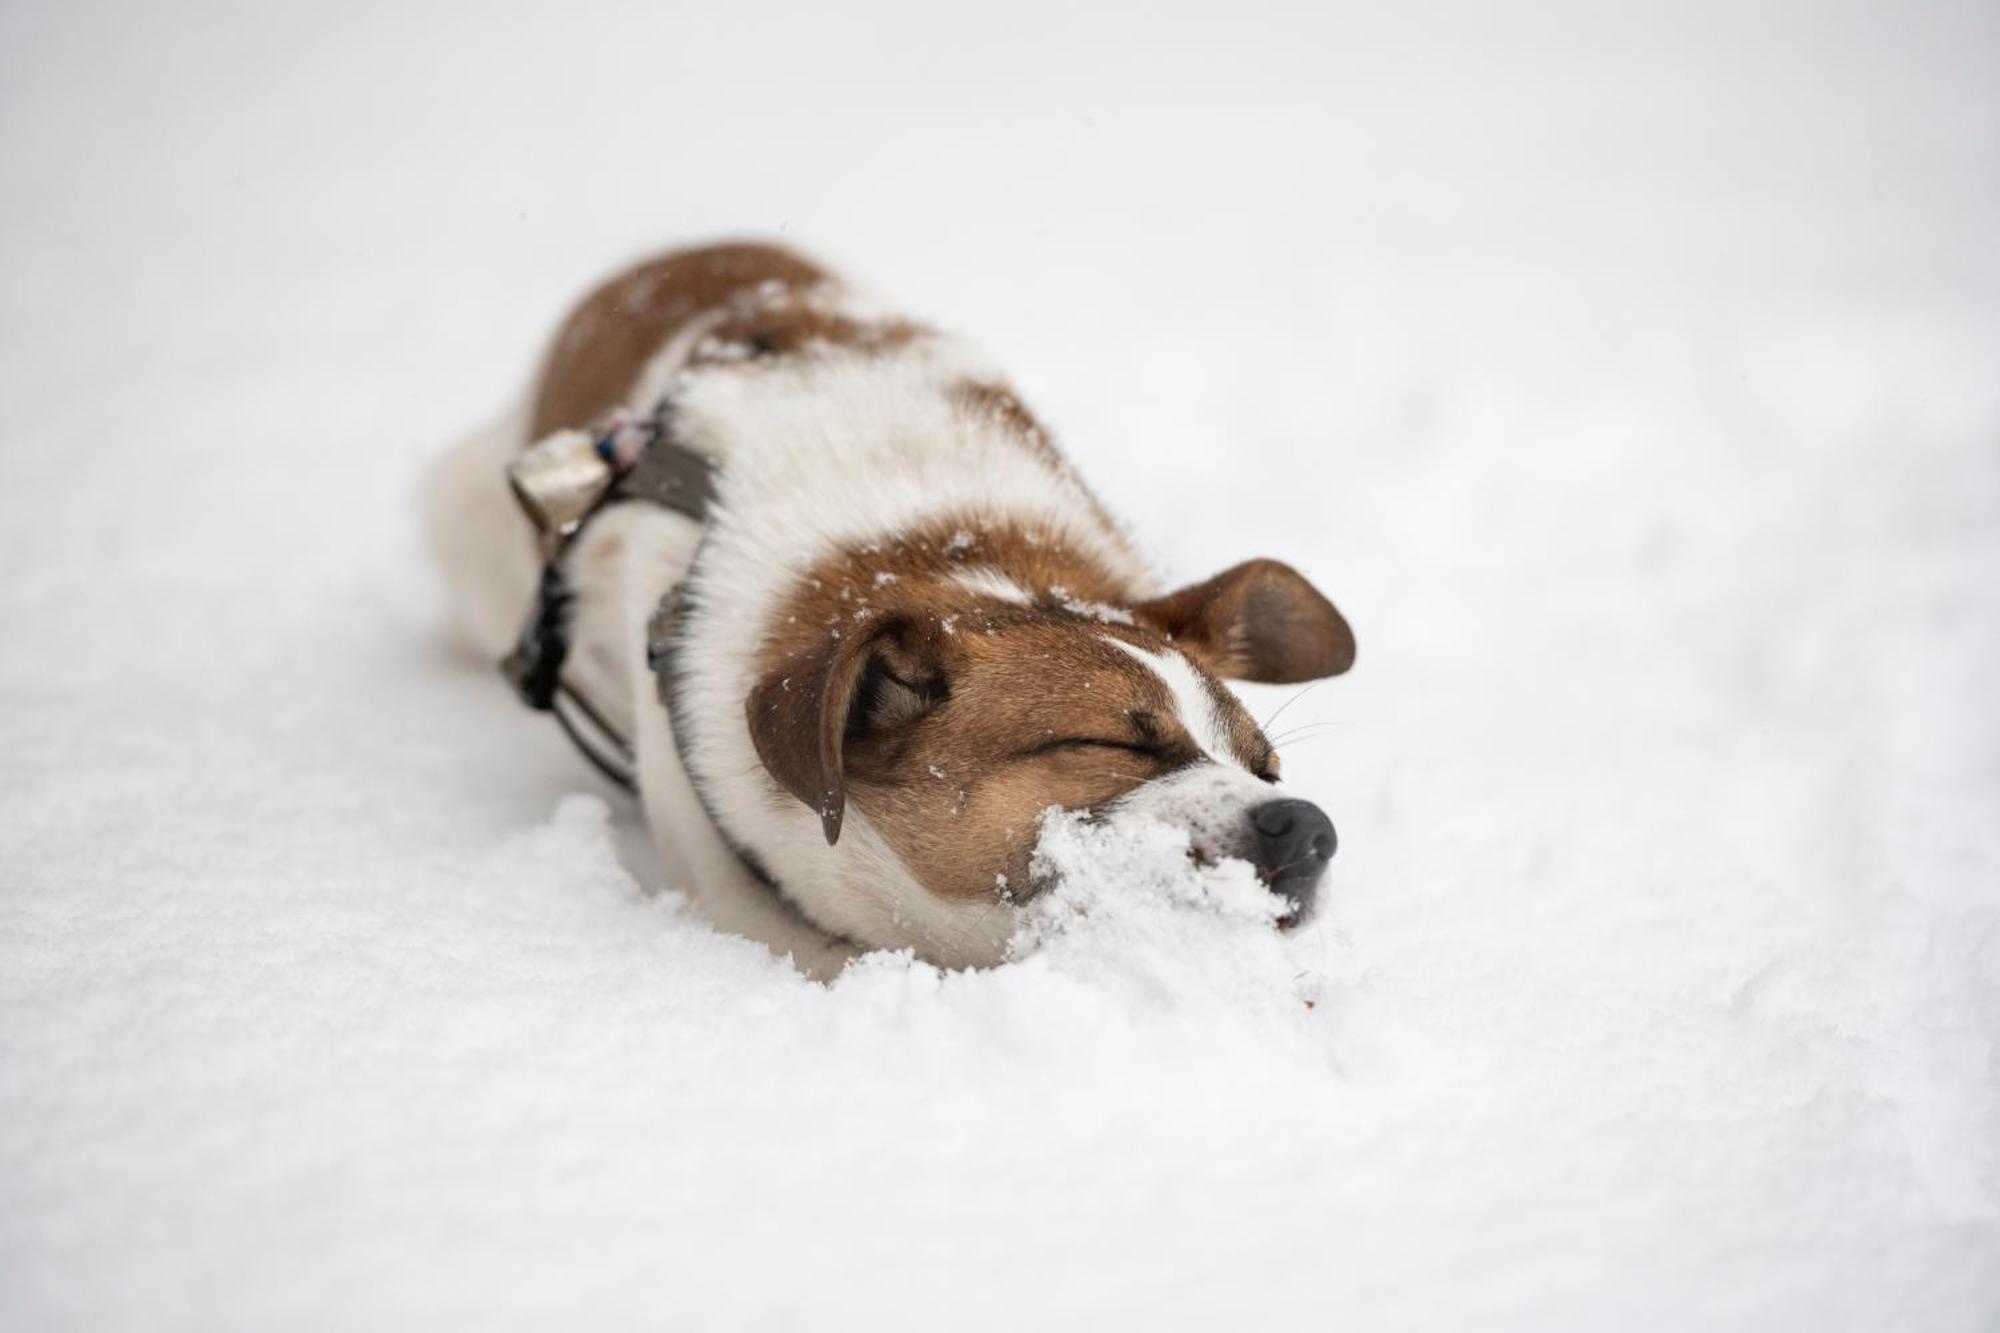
[3,1,1997,1329]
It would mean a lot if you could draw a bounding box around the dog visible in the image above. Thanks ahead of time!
[427,242,1355,973]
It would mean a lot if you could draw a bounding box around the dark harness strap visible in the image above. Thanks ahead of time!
[499,403,714,794]
[499,399,786,897]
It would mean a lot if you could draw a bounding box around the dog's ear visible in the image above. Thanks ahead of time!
[1133,559,1355,683]
[745,618,947,845]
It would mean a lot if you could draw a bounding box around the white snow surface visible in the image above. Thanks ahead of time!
[3,1,1998,1328]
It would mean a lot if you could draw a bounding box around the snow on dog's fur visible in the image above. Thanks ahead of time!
[428,242,1355,970]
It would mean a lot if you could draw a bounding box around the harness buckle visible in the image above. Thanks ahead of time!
[506,428,614,538]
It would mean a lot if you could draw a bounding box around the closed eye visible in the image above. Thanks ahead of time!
[1018,737,1162,760]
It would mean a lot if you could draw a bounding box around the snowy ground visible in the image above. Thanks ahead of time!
[3,1,1997,1328]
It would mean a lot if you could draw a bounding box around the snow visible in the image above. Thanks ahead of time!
[3,0,1998,1329]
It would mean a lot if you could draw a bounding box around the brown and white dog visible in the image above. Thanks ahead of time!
[428,242,1355,974]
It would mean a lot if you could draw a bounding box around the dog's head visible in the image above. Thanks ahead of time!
[744,547,1354,963]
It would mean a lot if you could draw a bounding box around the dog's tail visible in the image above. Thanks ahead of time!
[421,403,541,661]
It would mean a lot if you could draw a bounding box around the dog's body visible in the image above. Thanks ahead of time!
[429,243,1353,973]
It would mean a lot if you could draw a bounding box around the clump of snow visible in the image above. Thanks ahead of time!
[1012,808,1308,1015]
[1056,593,1136,624]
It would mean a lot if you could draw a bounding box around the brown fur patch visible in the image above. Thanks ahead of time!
[530,243,831,438]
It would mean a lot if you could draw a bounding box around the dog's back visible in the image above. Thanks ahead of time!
[424,243,838,660]
[530,244,831,438]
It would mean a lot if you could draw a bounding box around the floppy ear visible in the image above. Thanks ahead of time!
[744,618,946,845]
[1133,558,1355,683]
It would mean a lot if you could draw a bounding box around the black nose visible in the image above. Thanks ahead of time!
[1249,799,1336,920]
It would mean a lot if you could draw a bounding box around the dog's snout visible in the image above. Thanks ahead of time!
[1249,798,1336,921]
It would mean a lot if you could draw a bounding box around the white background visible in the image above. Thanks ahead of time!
[3,1,1996,1328]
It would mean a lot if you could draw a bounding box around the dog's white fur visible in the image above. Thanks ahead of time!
[427,279,1297,974]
